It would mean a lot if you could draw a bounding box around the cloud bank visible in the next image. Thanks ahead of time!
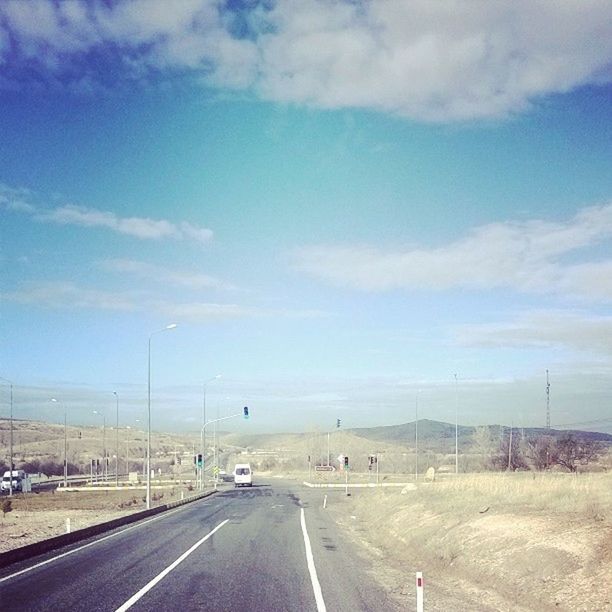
[98,259,233,291]
[0,0,611,121]
[455,310,612,356]
[294,202,612,302]
[2,280,326,323]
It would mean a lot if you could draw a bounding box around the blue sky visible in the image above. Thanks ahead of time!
[1,1,612,433]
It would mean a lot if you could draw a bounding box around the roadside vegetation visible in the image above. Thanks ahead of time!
[330,471,611,611]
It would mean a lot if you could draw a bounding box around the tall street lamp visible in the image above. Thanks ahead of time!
[201,374,221,490]
[0,378,14,496]
[51,398,68,487]
[93,410,106,480]
[113,391,119,487]
[126,426,131,475]
[147,323,177,509]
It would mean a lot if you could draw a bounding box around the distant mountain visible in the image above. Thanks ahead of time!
[349,419,612,453]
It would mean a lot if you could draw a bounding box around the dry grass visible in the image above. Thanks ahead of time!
[328,471,612,612]
[420,472,612,519]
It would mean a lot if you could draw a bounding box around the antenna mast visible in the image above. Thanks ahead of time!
[546,369,551,429]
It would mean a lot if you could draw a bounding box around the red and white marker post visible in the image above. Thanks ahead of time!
[416,571,424,612]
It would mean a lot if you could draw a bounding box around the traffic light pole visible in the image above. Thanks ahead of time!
[199,408,249,487]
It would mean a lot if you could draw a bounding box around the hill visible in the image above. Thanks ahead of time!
[349,419,612,452]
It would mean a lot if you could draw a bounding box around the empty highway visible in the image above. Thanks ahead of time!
[0,480,399,611]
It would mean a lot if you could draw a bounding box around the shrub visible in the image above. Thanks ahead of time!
[2,499,12,518]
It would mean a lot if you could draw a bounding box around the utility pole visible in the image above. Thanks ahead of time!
[63,410,68,487]
[0,378,14,496]
[546,369,551,429]
[415,393,418,481]
[507,424,513,471]
[454,373,459,474]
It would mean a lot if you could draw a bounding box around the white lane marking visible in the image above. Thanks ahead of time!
[114,519,229,612]
[300,508,327,612]
[0,499,216,584]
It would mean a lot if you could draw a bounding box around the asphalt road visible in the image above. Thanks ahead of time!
[0,479,399,611]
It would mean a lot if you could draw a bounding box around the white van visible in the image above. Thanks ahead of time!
[233,463,253,487]
[1,470,27,492]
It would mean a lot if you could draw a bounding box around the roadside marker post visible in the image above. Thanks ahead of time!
[323,494,327,509]
[416,571,424,612]
[65,518,71,534]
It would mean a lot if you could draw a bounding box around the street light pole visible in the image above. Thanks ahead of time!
[0,378,13,496]
[113,391,119,487]
[51,398,67,487]
[93,410,106,480]
[64,410,68,486]
[147,323,177,510]
[201,375,221,490]
[9,382,13,494]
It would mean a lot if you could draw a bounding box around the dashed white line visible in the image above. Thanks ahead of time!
[300,507,327,612]
[115,519,229,612]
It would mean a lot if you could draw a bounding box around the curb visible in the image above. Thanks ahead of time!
[302,481,413,488]
[0,489,217,570]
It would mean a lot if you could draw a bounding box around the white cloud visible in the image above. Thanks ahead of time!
[3,281,140,312]
[0,184,213,244]
[455,310,612,355]
[2,279,326,322]
[157,301,260,322]
[158,301,328,323]
[293,202,612,301]
[0,1,611,121]
[99,258,234,291]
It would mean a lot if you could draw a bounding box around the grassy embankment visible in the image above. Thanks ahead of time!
[330,472,611,612]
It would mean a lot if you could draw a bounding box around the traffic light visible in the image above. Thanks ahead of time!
[243,406,249,419]
[336,418,341,428]
[196,453,203,467]
[344,456,349,469]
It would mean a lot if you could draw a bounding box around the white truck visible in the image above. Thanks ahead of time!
[1,469,29,493]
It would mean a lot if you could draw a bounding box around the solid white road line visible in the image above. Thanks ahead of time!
[114,519,229,612]
[300,508,327,612]
[0,503,203,585]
